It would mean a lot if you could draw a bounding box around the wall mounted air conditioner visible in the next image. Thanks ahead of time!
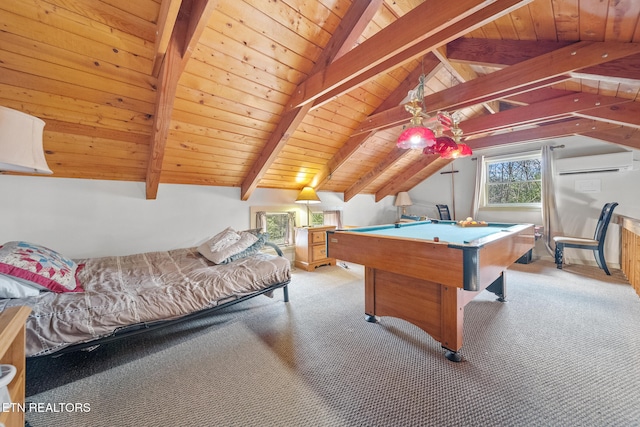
[556,151,634,175]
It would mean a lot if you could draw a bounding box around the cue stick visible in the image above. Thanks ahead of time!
[450,163,456,220]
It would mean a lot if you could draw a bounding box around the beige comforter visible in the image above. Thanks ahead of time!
[0,247,291,357]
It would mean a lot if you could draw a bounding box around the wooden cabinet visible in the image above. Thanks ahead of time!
[294,226,336,271]
[0,306,31,427]
[620,215,640,297]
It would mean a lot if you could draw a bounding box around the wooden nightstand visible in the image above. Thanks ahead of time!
[294,226,336,271]
[0,306,31,427]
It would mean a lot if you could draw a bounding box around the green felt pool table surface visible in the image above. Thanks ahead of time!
[348,220,522,246]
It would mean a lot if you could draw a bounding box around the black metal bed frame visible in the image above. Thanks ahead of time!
[30,242,290,359]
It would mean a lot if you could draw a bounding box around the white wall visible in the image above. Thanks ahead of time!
[552,139,640,267]
[3,134,636,269]
[409,135,640,269]
[0,175,396,258]
[407,157,478,221]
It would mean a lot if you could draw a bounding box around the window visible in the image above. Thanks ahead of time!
[310,212,324,226]
[483,153,541,207]
[265,213,290,245]
[255,210,296,246]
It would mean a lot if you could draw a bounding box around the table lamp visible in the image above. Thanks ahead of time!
[295,186,321,226]
[394,191,412,220]
[0,106,52,174]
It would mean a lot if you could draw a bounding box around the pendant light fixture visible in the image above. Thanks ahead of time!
[396,71,472,160]
[396,74,436,150]
[396,99,436,150]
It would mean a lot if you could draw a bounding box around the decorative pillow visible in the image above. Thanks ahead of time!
[0,241,83,293]
[198,228,258,264]
[203,227,241,252]
[0,274,40,298]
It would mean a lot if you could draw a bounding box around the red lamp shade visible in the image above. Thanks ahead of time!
[397,126,436,150]
[431,136,458,158]
[442,142,473,159]
[458,143,473,156]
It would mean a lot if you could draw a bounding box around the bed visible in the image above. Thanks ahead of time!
[0,229,291,358]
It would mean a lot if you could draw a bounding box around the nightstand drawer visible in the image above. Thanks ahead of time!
[311,244,328,261]
[311,231,326,244]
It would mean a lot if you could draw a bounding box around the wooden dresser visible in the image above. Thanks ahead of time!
[294,226,336,271]
[0,306,31,427]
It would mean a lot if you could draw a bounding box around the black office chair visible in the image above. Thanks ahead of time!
[553,202,618,275]
[436,204,451,220]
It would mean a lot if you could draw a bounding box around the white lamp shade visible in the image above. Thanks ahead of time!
[0,106,52,174]
[394,191,412,207]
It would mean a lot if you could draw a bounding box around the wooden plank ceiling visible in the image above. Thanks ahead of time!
[1,0,639,201]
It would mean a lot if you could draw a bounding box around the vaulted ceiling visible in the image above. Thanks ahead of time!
[1,0,639,201]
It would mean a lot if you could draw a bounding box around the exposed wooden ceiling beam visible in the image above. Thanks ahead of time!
[313,54,441,191]
[433,46,498,115]
[461,92,633,136]
[573,101,640,129]
[287,0,532,111]
[151,0,183,77]
[239,0,383,201]
[355,41,640,135]
[344,147,408,202]
[502,88,577,106]
[145,0,218,200]
[310,0,531,111]
[446,38,640,84]
[465,118,620,150]
[446,38,573,67]
[569,68,640,86]
[583,126,640,151]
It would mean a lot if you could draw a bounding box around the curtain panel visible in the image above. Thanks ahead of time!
[541,145,562,254]
[323,210,343,229]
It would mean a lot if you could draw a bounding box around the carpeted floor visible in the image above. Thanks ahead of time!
[23,260,640,426]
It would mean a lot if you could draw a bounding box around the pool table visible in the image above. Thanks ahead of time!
[327,220,535,362]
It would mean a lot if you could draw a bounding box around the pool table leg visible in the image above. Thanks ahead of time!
[443,348,463,362]
[441,285,465,362]
[486,271,507,302]
[364,314,378,323]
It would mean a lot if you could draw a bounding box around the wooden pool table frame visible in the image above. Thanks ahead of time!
[327,221,535,362]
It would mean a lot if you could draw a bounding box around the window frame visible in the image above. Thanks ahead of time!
[482,152,542,209]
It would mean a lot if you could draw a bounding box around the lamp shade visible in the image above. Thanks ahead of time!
[295,186,321,204]
[394,191,413,207]
[0,106,52,174]
[397,126,435,150]
[446,142,473,159]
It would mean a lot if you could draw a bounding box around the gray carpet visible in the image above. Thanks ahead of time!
[24,260,640,426]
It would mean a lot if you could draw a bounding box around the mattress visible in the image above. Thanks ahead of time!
[0,247,291,357]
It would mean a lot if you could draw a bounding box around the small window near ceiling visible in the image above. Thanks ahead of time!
[266,213,290,245]
[310,212,324,226]
[483,153,542,207]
